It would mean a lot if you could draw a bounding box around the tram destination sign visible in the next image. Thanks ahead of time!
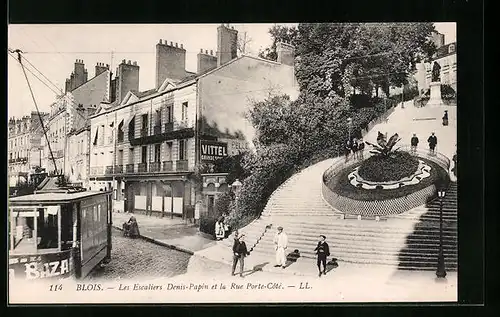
[201,140,228,162]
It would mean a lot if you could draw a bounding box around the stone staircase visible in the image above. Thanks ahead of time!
[393,182,457,270]
[216,102,457,272]
[219,160,457,271]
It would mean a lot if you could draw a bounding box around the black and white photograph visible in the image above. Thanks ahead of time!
[7,22,460,304]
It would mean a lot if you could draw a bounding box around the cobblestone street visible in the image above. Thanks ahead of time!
[86,228,192,281]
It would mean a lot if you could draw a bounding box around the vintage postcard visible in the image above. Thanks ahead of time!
[7,22,458,304]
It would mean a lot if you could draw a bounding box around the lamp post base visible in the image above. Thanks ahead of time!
[436,254,447,278]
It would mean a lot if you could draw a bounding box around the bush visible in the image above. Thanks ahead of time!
[358,151,419,182]
[199,214,218,237]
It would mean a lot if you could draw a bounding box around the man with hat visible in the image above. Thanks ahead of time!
[273,226,288,269]
[232,233,250,277]
[314,235,330,277]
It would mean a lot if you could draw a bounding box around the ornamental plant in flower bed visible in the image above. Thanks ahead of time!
[358,151,419,182]
[328,157,449,201]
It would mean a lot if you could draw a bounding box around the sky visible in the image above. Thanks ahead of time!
[8,22,456,119]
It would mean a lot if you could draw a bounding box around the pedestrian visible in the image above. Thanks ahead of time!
[314,235,330,277]
[215,217,225,240]
[231,233,250,277]
[427,132,438,155]
[273,226,288,269]
[442,110,449,126]
[410,133,419,154]
[358,138,365,159]
[351,138,359,160]
[344,139,352,163]
[123,216,140,238]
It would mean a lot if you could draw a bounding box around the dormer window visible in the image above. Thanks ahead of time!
[448,44,455,54]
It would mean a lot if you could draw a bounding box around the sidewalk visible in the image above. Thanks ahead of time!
[112,212,216,254]
[186,244,457,302]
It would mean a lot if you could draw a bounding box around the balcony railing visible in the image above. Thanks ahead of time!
[149,161,161,172]
[138,162,148,173]
[164,122,173,132]
[140,128,148,137]
[105,165,114,174]
[154,125,162,135]
[162,160,173,172]
[114,164,123,174]
[176,160,188,171]
[126,163,135,173]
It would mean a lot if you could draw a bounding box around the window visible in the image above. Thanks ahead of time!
[128,116,135,140]
[9,206,61,253]
[154,144,161,162]
[166,104,173,123]
[129,148,135,164]
[141,146,147,163]
[181,102,188,121]
[448,44,455,54]
[165,142,173,161]
[179,139,187,160]
[142,114,148,130]
[155,109,162,126]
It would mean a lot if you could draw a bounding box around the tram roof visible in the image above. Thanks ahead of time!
[8,190,110,206]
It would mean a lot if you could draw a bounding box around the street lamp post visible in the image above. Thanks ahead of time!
[436,188,447,278]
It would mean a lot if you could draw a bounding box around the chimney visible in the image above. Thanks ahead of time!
[276,42,295,67]
[95,62,109,77]
[116,60,140,103]
[217,24,238,67]
[155,39,187,88]
[197,49,218,74]
[74,59,86,87]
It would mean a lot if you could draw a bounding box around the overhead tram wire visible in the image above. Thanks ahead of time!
[8,50,89,121]
[10,48,59,174]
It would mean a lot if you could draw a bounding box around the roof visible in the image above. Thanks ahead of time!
[9,191,110,205]
[434,42,456,59]
[130,88,158,98]
[71,70,110,108]
[90,55,287,119]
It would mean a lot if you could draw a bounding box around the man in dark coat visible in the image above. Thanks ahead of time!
[344,139,352,162]
[442,110,449,126]
[232,234,250,277]
[427,132,438,155]
[314,235,330,277]
[358,139,365,159]
[410,133,419,154]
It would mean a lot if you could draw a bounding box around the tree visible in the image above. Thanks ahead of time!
[294,23,437,100]
[258,25,299,61]
[237,31,253,55]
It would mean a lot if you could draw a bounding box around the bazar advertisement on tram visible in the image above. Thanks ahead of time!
[9,250,73,280]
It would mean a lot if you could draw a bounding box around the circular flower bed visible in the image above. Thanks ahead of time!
[358,151,419,182]
[348,159,432,190]
[327,157,449,201]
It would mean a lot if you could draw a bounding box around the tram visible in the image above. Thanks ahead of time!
[8,181,113,281]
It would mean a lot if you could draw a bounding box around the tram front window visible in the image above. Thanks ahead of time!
[9,206,62,254]
[10,209,36,254]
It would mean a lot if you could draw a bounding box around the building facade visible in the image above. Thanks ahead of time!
[8,112,48,185]
[415,31,457,94]
[41,59,111,178]
[88,24,298,218]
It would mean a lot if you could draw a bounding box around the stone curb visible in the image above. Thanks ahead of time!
[112,225,194,255]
